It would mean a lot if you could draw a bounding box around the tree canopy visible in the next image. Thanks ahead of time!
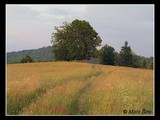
[51,19,102,61]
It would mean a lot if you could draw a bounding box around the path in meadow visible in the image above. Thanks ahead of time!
[68,82,92,115]
[68,65,104,115]
[76,82,92,114]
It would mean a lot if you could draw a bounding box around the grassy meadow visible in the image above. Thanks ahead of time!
[6,62,154,115]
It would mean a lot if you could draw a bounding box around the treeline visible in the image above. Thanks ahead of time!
[51,19,153,69]
[98,41,153,69]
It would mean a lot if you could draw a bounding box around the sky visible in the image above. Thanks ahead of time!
[6,4,154,57]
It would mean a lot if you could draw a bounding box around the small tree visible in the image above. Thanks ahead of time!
[119,41,133,67]
[141,59,147,69]
[132,52,139,68]
[99,44,115,65]
[21,55,34,63]
[149,61,153,69]
[114,51,120,66]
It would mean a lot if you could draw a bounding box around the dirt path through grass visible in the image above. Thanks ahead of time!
[68,82,91,115]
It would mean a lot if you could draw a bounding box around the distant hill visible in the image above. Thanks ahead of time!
[6,46,99,64]
[7,46,54,64]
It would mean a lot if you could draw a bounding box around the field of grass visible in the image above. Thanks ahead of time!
[6,62,154,115]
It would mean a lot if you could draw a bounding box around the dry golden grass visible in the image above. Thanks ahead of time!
[7,62,153,115]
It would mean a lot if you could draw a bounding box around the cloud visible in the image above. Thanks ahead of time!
[6,4,154,57]
[25,5,87,23]
[6,5,42,22]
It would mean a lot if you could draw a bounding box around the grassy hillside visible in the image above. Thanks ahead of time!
[7,46,54,63]
[7,62,153,115]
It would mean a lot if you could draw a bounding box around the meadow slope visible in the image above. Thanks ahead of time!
[7,62,154,115]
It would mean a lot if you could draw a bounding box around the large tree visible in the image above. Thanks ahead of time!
[119,41,133,67]
[51,19,102,61]
[99,44,115,65]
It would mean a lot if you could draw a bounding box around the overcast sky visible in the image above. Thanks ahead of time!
[6,4,154,57]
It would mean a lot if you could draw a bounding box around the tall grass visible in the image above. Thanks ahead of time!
[7,62,153,115]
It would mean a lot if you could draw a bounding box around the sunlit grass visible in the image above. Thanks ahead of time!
[7,62,153,115]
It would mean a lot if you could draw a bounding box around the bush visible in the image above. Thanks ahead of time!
[21,55,34,63]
